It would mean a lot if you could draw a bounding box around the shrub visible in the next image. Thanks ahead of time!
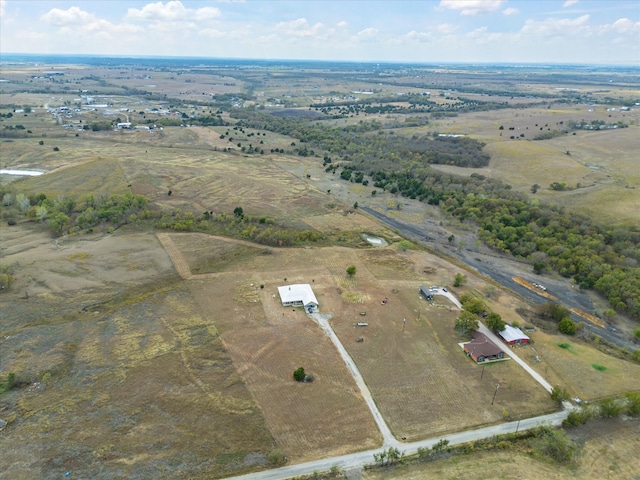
[625,392,640,416]
[558,318,577,335]
[530,426,578,465]
[550,385,570,406]
[599,397,622,418]
[563,408,591,427]
[293,367,306,382]
[268,449,287,465]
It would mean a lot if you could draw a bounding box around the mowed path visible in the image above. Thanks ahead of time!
[156,232,193,279]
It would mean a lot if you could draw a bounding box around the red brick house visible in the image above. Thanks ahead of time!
[464,332,505,363]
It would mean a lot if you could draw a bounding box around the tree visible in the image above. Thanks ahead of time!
[48,212,70,235]
[550,385,571,406]
[558,318,577,335]
[531,184,540,194]
[353,201,358,209]
[374,447,403,466]
[34,205,48,222]
[453,272,467,287]
[486,312,506,332]
[461,297,486,314]
[448,234,455,244]
[346,265,356,277]
[233,206,244,218]
[293,367,306,382]
[455,311,479,337]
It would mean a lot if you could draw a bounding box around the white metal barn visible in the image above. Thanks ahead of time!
[277,284,318,312]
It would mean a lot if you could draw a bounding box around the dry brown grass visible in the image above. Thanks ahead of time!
[517,329,640,401]
[0,227,277,479]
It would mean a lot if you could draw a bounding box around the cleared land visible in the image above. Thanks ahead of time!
[2,61,639,479]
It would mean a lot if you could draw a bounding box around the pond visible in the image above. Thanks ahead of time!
[362,234,387,246]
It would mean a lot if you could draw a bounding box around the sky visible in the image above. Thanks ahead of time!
[0,0,639,64]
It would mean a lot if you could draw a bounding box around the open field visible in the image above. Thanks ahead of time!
[2,59,639,478]
[0,226,277,479]
[423,105,640,226]
[518,329,640,401]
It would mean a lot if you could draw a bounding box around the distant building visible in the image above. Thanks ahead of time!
[277,284,318,312]
[464,332,505,363]
[117,122,132,129]
[498,325,530,345]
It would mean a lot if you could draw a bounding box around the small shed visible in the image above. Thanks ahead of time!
[498,325,530,345]
[419,285,433,301]
[464,332,505,363]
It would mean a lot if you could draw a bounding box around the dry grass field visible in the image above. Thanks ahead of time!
[0,226,277,479]
[518,330,640,402]
[420,105,640,226]
[2,62,639,479]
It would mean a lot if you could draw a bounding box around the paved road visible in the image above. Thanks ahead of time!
[225,409,569,480]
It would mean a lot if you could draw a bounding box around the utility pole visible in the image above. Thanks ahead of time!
[402,317,406,333]
[491,383,500,405]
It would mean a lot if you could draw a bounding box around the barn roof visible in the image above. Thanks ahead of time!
[499,325,530,343]
[277,284,318,306]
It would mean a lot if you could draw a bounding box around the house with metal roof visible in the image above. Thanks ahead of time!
[277,284,318,312]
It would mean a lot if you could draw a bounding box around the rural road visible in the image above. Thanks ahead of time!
[361,206,635,350]
[310,313,400,448]
[225,409,569,480]
[434,288,554,393]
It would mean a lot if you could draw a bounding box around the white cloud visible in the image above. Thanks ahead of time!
[40,6,142,36]
[503,7,519,16]
[436,23,458,34]
[41,6,96,26]
[602,18,640,34]
[521,14,590,36]
[126,1,220,22]
[439,0,506,16]
[0,0,6,17]
[275,18,324,37]
[563,0,580,7]
[336,21,348,28]
[355,27,378,40]
[405,30,434,43]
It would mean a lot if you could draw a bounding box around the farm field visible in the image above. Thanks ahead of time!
[425,106,640,226]
[2,58,639,479]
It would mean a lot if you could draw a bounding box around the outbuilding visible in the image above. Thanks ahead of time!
[419,285,434,301]
[498,324,531,345]
[277,284,318,312]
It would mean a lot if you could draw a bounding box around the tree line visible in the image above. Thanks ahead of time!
[226,108,639,320]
